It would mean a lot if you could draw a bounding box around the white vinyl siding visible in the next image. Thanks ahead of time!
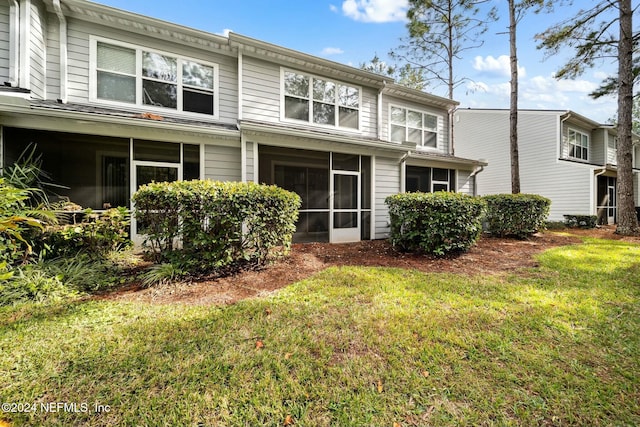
[242,56,280,122]
[374,156,400,239]
[0,3,9,83]
[45,11,60,99]
[607,136,618,165]
[456,110,595,221]
[65,20,237,123]
[204,144,241,181]
[29,1,46,99]
[456,170,474,196]
[246,141,255,182]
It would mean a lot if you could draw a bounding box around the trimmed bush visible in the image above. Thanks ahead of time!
[563,214,597,229]
[483,194,551,238]
[132,180,301,274]
[39,207,132,259]
[385,192,486,256]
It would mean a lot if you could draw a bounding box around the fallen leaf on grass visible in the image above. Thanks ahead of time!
[377,380,384,393]
[284,352,293,360]
[393,422,401,427]
[0,420,11,427]
[422,370,430,378]
[265,308,272,316]
[284,414,294,425]
[256,340,265,349]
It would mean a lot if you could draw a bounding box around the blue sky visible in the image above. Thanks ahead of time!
[90,0,622,123]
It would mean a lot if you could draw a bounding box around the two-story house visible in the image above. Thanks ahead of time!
[0,0,485,243]
[455,109,640,224]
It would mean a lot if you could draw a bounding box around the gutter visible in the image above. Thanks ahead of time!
[52,0,68,103]
[7,0,19,87]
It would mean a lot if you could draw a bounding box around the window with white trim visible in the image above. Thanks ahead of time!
[93,39,218,117]
[283,70,360,130]
[568,129,589,161]
[390,106,438,148]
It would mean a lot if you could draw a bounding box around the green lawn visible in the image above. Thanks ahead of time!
[1,236,639,426]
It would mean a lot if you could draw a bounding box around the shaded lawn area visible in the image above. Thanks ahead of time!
[1,237,639,426]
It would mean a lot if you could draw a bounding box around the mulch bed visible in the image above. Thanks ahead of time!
[102,226,636,306]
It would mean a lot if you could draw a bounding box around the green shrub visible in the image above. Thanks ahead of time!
[132,180,301,274]
[385,192,486,256]
[0,178,46,267]
[483,194,551,238]
[39,207,132,259]
[563,214,597,229]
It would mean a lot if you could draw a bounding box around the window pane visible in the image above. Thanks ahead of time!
[184,89,214,115]
[334,212,358,229]
[339,107,358,129]
[334,174,358,209]
[97,71,135,103]
[391,125,405,142]
[313,79,335,102]
[432,168,449,182]
[338,85,359,108]
[407,110,422,128]
[313,102,336,125]
[391,107,405,125]
[143,52,177,82]
[407,128,421,144]
[183,144,200,181]
[97,43,135,74]
[360,156,371,209]
[182,60,213,89]
[406,166,431,193]
[424,114,437,129]
[423,131,437,148]
[433,183,448,192]
[285,96,309,121]
[143,80,177,109]
[284,72,309,98]
[332,153,359,171]
[134,140,180,162]
[360,211,371,240]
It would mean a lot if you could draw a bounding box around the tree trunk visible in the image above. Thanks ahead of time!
[615,0,639,235]
[509,0,520,194]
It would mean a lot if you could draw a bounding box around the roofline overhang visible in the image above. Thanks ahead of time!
[228,33,394,89]
[406,151,487,167]
[56,0,233,55]
[239,120,409,153]
[384,83,459,110]
[0,97,240,139]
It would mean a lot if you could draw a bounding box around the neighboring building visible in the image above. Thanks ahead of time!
[455,109,640,224]
[0,0,485,243]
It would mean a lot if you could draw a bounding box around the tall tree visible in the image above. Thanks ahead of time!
[537,0,640,236]
[359,55,428,90]
[508,0,520,194]
[390,0,497,100]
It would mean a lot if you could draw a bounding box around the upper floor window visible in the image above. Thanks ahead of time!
[568,129,589,161]
[390,106,438,148]
[92,38,218,117]
[283,70,360,130]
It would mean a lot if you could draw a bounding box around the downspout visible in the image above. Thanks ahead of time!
[19,0,31,90]
[469,162,485,197]
[377,80,386,140]
[449,105,456,156]
[559,112,571,159]
[52,0,67,103]
[7,0,19,87]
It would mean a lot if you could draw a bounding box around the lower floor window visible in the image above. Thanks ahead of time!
[406,166,456,193]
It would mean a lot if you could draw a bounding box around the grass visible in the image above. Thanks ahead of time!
[1,237,639,426]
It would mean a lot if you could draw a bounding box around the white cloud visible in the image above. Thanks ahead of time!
[341,0,408,23]
[472,55,526,78]
[321,47,345,55]
[217,28,232,38]
[329,4,339,13]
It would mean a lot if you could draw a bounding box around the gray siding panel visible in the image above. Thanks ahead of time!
[45,11,60,99]
[246,141,254,182]
[242,56,280,122]
[456,170,474,196]
[456,110,596,221]
[374,156,400,239]
[65,19,237,123]
[0,3,9,83]
[204,144,241,182]
[29,2,47,99]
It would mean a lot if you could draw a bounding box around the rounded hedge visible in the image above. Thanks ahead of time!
[132,180,301,273]
[385,192,486,256]
[483,194,551,238]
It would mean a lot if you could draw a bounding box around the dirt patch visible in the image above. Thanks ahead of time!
[102,226,636,306]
